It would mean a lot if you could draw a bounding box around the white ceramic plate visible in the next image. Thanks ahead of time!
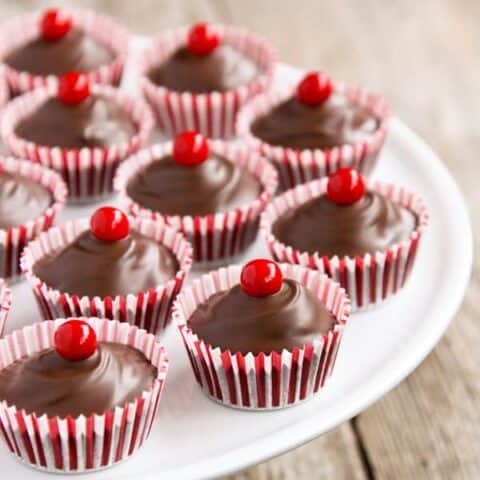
[0,38,473,480]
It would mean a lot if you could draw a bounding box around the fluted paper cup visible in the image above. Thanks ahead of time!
[261,179,429,310]
[21,217,193,334]
[0,156,67,279]
[115,140,278,264]
[1,83,153,202]
[237,82,390,191]
[0,8,129,94]
[174,263,350,410]
[138,24,276,139]
[0,280,12,337]
[0,317,168,473]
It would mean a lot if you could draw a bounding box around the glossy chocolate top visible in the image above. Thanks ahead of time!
[15,94,137,149]
[188,279,337,354]
[0,171,52,229]
[33,230,179,297]
[272,191,417,258]
[148,45,259,93]
[126,153,261,216]
[4,27,114,76]
[251,95,379,150]
[0,342,156,418]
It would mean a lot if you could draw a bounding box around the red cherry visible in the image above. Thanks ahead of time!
[90,206,130,242]
[240,259,283,297]
[41,9,72,41]
[57,71,90,105]
[187,23,221,55]
[173,131,210,167]
[296,71,333,106]
[327,168,366,205]
[54,319,97,361]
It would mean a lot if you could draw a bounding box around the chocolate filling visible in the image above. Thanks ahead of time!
[126,154,261,216]
[0,342,156,418]
[15,94,137,149]
[4,27,114,76]
[148,45,259,93]
[272,191,417,258]
[251,95,379,150]
[33,230,179,298]
[0,171,52,229]
[188,279,337,355]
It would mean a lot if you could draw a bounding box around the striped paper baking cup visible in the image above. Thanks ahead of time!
[1,83,154,202]
[261,178,429,310]
[237,82,390,191]
[0,279,12,337]
[0,317,168,473]
[0,8,129,94]
[0,156,67,279]
[138,24,276,139]
[114,140,278,264]
[173,263,350,410]
[21,216,192,334]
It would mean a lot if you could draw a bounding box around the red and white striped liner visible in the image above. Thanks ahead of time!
[0,9,129,94]
[0,156,67,279]
[237,83,391,191]
[1,83,154,202]
[0,280,12,337]
[261,179,429,310]
[114,141,278,263]
[0,317,168,473]
[138,24,276,139]
[21,217,193,334]
[0,67,8,109]
[174,263,350,410]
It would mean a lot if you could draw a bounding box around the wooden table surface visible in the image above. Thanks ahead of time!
[2,1,478,478]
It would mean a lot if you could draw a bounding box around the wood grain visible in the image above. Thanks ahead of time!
[1,1,478,478]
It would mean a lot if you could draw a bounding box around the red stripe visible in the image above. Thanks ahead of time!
[114,405,129,462]
[255,353,266,408]
[48,418,63,470]
[31,415,47,467]
[67,416,77,471]
[236,353,250,407]
[101,411,114,466]
[16,413,35,464]
[299,344,314,400]
[382,250,393,299]
[288,348,300,404]
[355,257,364,308]
[222,351,237,404]
[128,398,145,456]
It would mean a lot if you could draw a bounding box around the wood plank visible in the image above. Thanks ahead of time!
[227,424,368,480]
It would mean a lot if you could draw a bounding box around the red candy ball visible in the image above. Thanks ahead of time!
[240,259,283,297]
[54,319,97,361]
[173,131,210,167]
[57,71,90,105]
[327,168,366,205]
[187,23,221,55]
[296,71,333,106]
[90,206,130,242]
[41,9,72,41]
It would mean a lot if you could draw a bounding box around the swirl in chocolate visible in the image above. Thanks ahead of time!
[4,27,114,76]
[126,154,261,216]
[15,94,137,149]
[272,191,417,258]
[148,45,259,93]
[251,95,379,150]
[0,342,156,418]
[188,279,337,355]
[0,171,52,229]
[33,230,179,298]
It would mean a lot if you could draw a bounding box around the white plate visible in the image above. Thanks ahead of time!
[0,38,473,480]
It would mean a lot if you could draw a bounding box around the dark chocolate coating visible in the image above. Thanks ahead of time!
[33,230,179,298]
[0,171,52,229]
[272,191,417,258]
[187,279,337,355]
[15,94,137,149]
[251,95,379,149]
[0,342,157,418]
[148,45,259,93]
[4,27,114,76]
[126,154,261,216]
